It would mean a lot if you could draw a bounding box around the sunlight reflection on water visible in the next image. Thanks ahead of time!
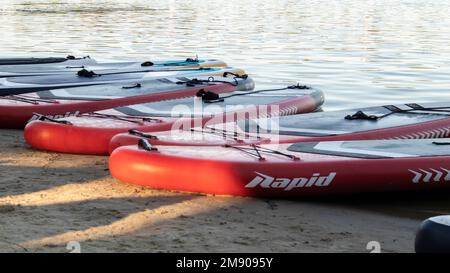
[1,0,450,110]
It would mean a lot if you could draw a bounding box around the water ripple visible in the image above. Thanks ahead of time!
[1,0,450,110]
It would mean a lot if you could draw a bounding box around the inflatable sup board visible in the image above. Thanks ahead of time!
[0,57,226,78]
[110,138,450,197]
[0,75,253,128]
[109,102,450,151]
[0,64,235,96]
[24,85,324,155]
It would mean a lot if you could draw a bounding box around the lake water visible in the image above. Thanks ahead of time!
[1,0,450,110]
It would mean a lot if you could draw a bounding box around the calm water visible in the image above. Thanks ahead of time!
[1,0,450,110]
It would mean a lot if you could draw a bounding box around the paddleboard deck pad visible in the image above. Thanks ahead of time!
[24,85,324,155]
[109,138,450,197]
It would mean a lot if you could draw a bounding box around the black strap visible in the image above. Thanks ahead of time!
[345,111,380,121]
[402,105,450,114]
[432,142,450,145]
[199,84,312,103]
[196,89,222,102]
[287,83,312,89]
[345,104,450,122]
[129,129,158,139]
[122,83,142,89]
[185,57,199,63]
[77,69,99,77]
[138,139,158,151]
[67,55,89,60]
[178,78,210,87]
[32,114,72,125]
[141,61,154,67]
[223,72,248,79]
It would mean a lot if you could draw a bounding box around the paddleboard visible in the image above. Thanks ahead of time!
[0,75,253,128]
[109,102,450,152]
[0,57,226,77]
[0,63,233,95]
[24,84,324,155]
[110,138,450,197]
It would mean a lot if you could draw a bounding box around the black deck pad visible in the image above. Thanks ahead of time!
[287,138,450,159]
[240,102,450,137]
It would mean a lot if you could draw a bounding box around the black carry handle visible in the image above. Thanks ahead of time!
[129,129,158,139]
[138,138,158,151]
[31,113,73,125]
[195,89,223,102]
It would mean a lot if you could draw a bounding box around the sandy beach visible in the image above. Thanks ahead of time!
[1,129,449,253]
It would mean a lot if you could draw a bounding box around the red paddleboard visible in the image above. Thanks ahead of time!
[109,102,450,152]
[0,74,253,128]
[110,138,450,197]
[24,85,324,155]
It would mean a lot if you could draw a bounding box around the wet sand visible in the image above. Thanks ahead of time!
[1,129,449,253]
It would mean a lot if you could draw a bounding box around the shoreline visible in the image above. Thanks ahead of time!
[1,129,449,252]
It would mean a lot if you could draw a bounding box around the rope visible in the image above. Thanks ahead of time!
[224,144,300,161]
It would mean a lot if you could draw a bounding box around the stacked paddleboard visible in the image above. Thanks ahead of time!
[2,54,450,197]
